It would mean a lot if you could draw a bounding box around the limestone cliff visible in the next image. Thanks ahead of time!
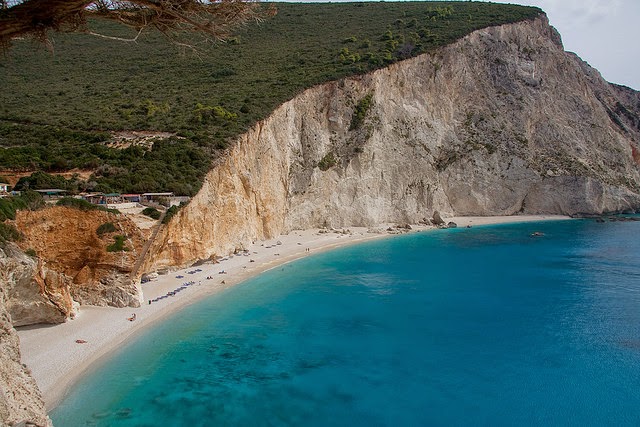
[12,206,145,322]
[0,247,52,427]
[0,242,72,327]
[143,15,640,270]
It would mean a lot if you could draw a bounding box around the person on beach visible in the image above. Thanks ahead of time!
[128,313,136,321]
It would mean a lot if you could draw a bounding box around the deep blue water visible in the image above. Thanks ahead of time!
[51,218,640,426]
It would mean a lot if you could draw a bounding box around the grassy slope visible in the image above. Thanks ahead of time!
[0,2,540,195]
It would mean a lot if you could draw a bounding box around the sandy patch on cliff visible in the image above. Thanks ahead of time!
[17,214,569,412]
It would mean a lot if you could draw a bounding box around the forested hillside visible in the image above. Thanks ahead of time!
[0,2,540,195]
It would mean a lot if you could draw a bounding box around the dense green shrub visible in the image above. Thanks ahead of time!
[14,171,73,192]
[162,205,180,224]
[0,199,17,222]
[0,191,40,244]
[25,248,37,257]
[318,152,337,171]
[0,222,22,243]
[0,191,43,222]
[350,93,374,130]
[88,138,210,196]
[141,207,161,220]
[96,222,117,235]
[107,235,129,252]
[16,190,45,211]
[193,103,238,123]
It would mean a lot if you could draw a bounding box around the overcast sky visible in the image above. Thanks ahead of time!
[487,0,640,90]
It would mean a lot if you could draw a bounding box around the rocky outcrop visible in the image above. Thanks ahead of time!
[0,251,52,427]
[144,15,640,271]
[13,207,145,319]
[1,243,73,326]
[431,211,446,226]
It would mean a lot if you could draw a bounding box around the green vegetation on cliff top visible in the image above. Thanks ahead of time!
[0,191,44,243]
[0,2,541,195]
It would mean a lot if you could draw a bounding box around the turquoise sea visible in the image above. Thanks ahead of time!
[51,218,640,426]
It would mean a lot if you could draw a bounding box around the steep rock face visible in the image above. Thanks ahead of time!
[14,207,145,316]
[145,15,640,270]
[1,243,72,326]
[0,254,52,427]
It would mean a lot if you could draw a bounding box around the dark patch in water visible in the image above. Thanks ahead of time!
[618,340,640,350]
[91,411,111,419]
[116,407,132,418]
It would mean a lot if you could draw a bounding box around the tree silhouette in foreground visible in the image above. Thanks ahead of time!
[0,0,274,47]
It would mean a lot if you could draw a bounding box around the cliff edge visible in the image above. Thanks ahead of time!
[1,245,52,426]
[144,15,640,270]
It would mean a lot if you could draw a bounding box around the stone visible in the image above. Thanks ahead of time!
[1,243,72,327]
[431,211,446,226]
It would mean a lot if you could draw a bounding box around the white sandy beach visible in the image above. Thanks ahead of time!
[16,214,569,411]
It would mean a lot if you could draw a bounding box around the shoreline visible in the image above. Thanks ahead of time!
[16,214,570,412]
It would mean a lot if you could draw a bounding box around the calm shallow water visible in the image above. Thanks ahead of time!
[51,219,640,426]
